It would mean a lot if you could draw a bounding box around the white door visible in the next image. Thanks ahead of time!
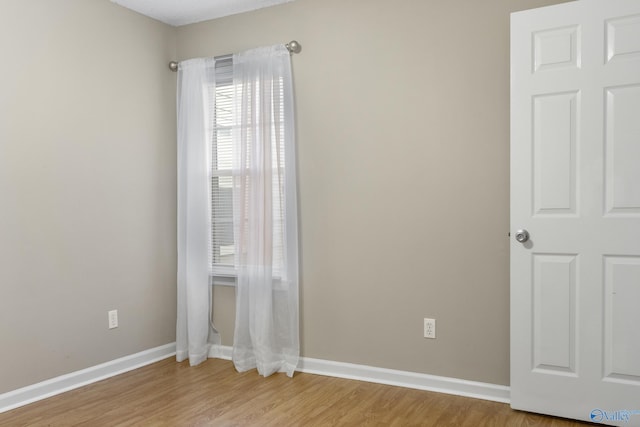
[511,0,640,425]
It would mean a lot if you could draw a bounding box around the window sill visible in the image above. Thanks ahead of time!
[210,275,236,287]
[209,274,290,291]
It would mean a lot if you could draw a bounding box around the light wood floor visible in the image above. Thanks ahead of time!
[0,358,595,426]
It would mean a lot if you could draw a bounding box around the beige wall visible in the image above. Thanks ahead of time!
[178,0,571,386]
[0,0,574,396]
[0,0,177,393]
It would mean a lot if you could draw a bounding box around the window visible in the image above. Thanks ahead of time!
[206,55,288,283]
[208,56,235,279]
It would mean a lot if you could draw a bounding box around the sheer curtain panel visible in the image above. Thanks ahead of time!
[176,58,221,366]
[231,45,300,377]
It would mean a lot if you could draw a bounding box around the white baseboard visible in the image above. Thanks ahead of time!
[1,343,509,414]
[0,343,176,414]
[298,356,510,403]
[210,345,510,403]
[209,344,232,359]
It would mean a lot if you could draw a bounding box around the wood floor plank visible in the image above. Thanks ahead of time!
[0,358,595,426]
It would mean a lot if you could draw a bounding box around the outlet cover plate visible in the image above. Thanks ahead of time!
[108,310,118,329]
[424,318,436,339]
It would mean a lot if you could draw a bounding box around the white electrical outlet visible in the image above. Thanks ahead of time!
[108,310,118,329]
[424,318,436,339]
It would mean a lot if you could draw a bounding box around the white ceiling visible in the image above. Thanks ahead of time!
[111,0,296,26]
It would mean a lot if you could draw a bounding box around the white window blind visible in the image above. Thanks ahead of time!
[206,55,288,281]
[208,56,235,278]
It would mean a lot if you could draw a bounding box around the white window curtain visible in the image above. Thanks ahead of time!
[176,45,299,377]
[231,45,299,377]
[176,58,221,366]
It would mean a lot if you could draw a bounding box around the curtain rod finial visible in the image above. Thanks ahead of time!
[286,40,301,54]
[169,61,178,72]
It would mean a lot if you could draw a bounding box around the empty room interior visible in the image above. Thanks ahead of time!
[2,0,636,425]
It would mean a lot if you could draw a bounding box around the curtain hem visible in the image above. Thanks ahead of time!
[233,356,298,378]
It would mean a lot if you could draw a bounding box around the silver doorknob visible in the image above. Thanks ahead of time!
[515,229,530,243]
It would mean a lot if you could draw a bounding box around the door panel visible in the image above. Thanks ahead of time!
[511,1,640,425]
[606,14,640,63]
[532,254,577,374]
[605,85,640,214]
[604,256,640,380]
[533,91,578,215]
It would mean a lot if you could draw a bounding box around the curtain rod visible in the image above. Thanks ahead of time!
[168,40,301,72]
